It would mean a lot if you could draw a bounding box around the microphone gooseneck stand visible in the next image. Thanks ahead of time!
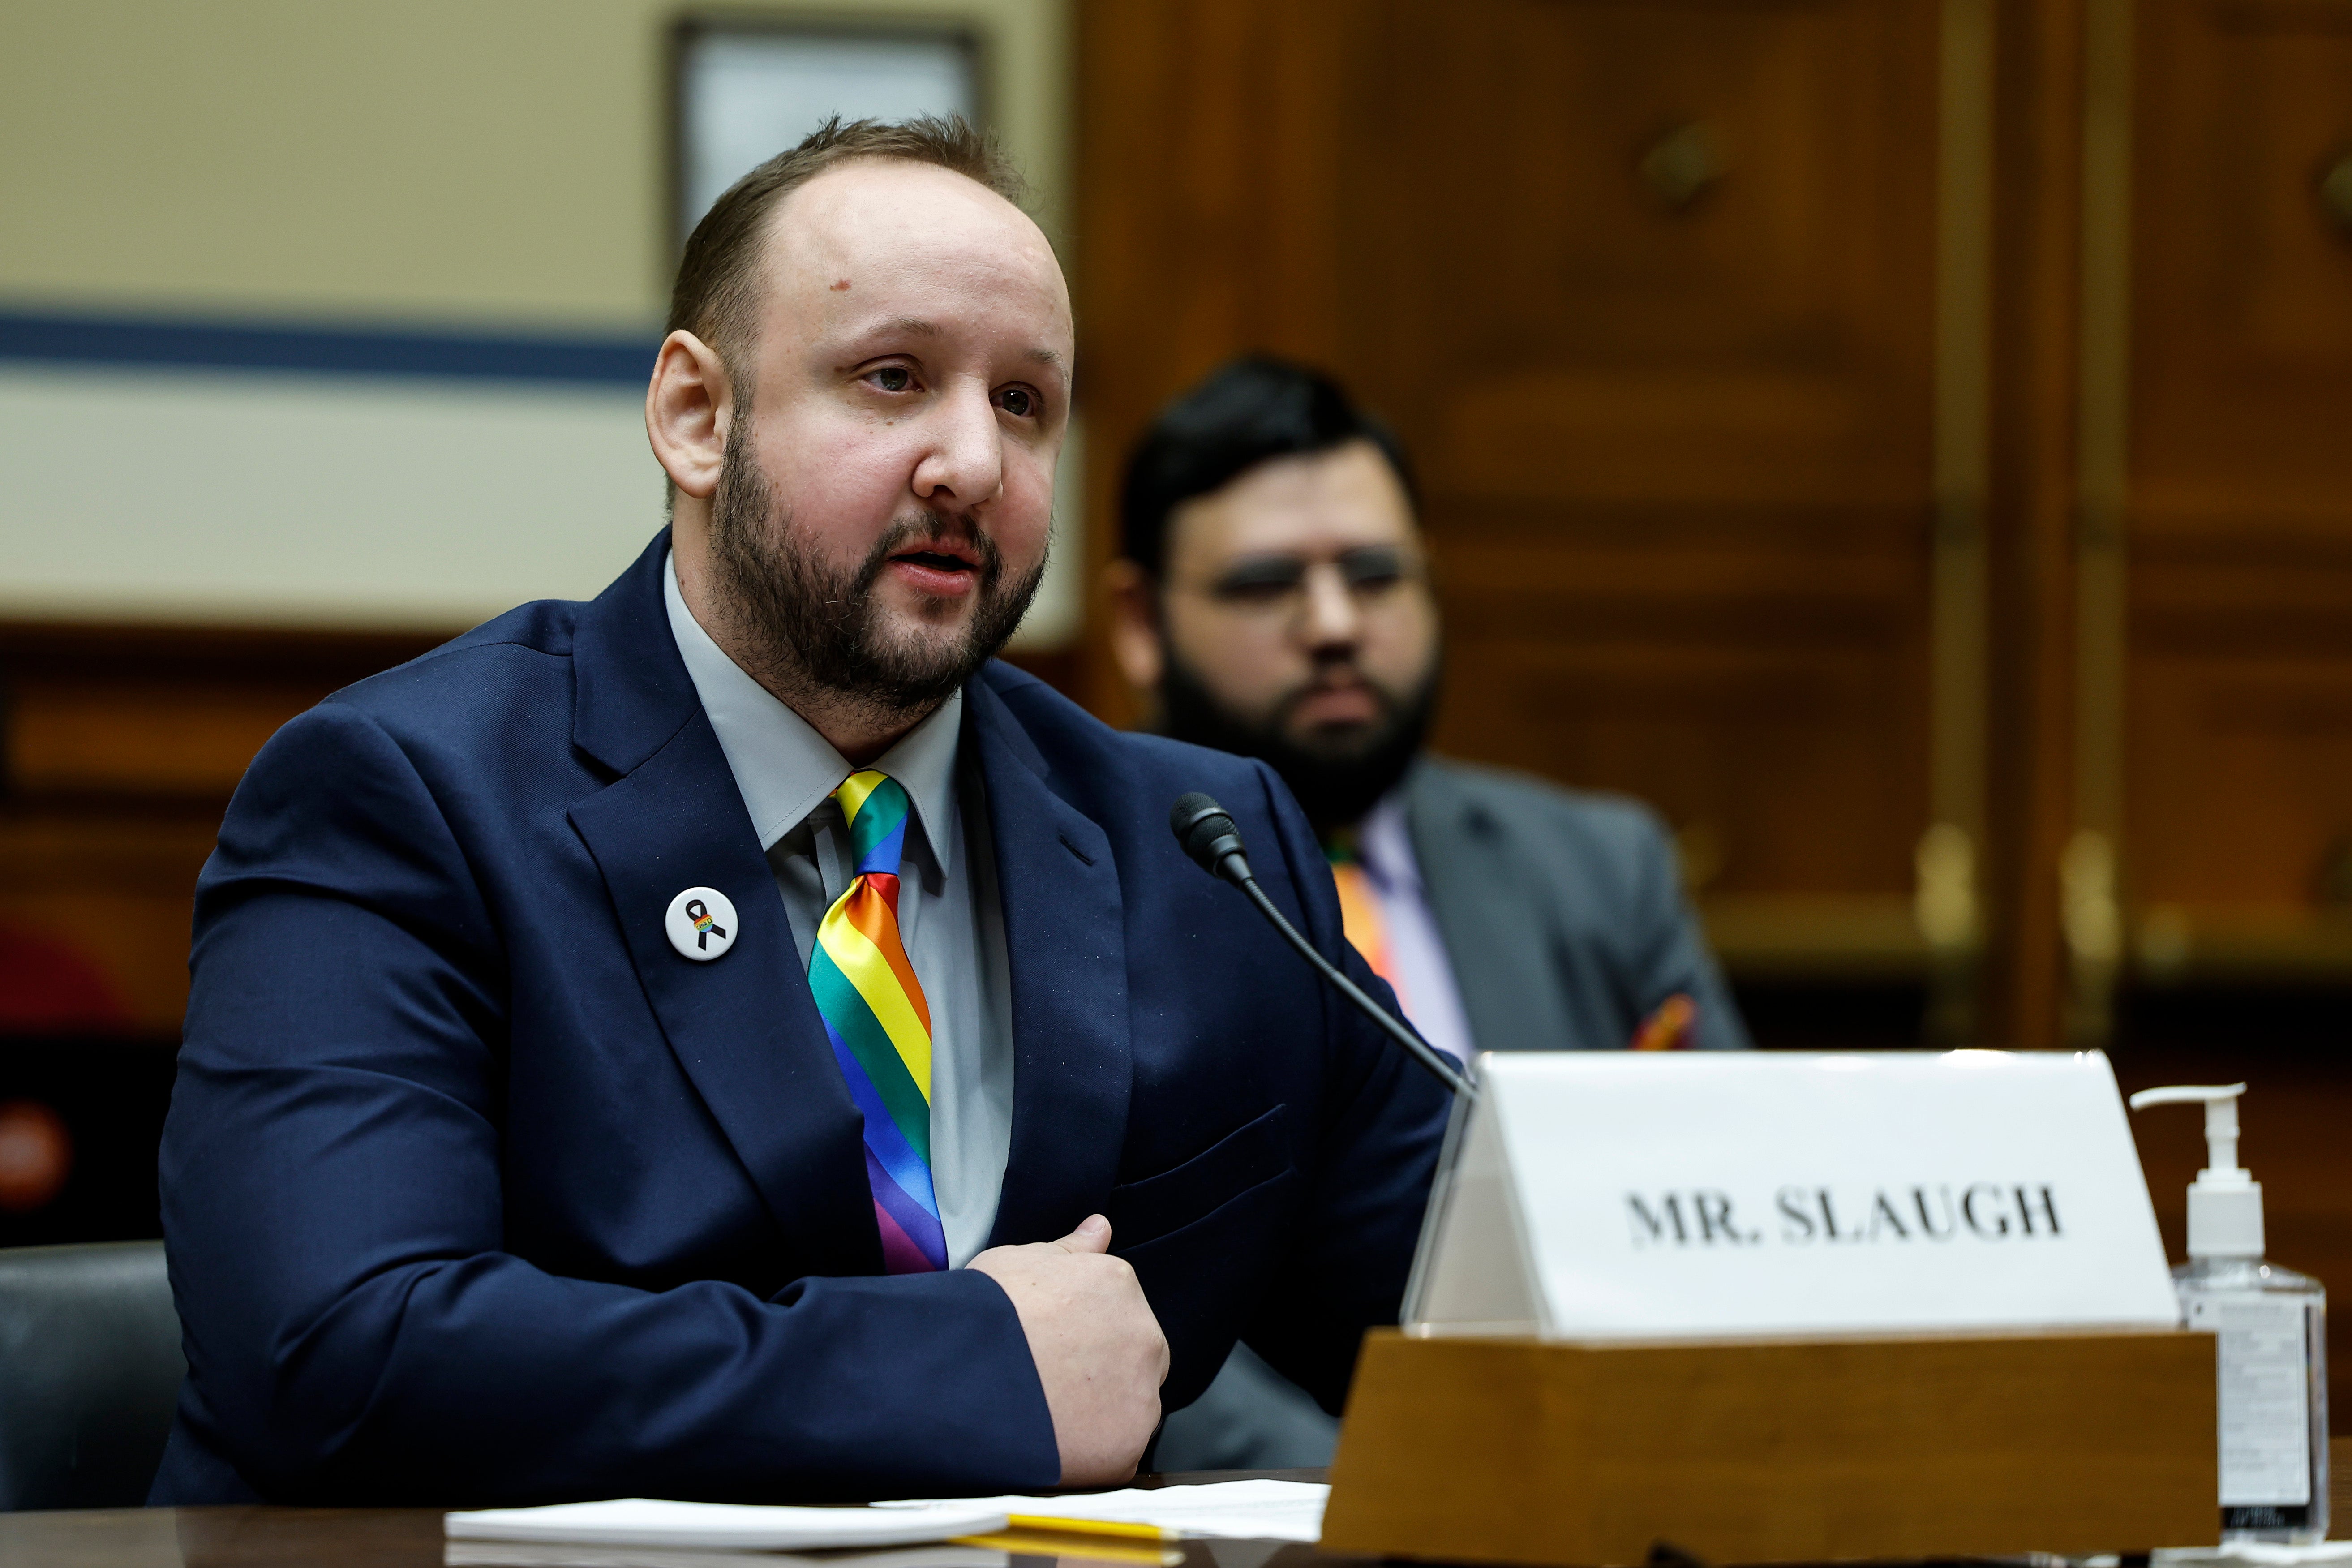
[1169,791,1477,1103]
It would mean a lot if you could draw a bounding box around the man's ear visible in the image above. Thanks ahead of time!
[645,330,733,500]
[1103,558,1166,695]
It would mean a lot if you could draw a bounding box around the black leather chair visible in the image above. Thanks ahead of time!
[0,1241,184,1509]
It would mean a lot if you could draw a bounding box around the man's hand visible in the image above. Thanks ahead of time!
[970,1214,1168,1485]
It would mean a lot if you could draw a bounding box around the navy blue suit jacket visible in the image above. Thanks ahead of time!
[152,533,1449,1506]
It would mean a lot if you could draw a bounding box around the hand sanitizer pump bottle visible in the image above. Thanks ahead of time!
[2129,1083,2328,1544]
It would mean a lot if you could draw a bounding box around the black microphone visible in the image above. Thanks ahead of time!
[1170,792,1476,1101]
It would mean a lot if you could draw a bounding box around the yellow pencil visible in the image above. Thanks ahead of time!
[1002,1514,1178,1542]
[950,1524,1184,1565]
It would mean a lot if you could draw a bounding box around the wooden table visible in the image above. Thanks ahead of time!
[6,1452,2348,1568]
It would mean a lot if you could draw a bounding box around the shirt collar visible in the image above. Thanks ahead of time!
[663,550,961,858]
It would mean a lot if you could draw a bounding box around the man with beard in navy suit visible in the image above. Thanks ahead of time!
[152,120,1448,1505]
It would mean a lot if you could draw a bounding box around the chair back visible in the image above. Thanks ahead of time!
[0,1240,184,1510]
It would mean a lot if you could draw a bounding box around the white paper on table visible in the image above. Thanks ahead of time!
[447,1545,1007,1568]
[443,1498,1009,1550]
[876,1480,1331,1543]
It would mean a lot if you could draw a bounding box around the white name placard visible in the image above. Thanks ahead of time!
[1403,1050,2182,1339]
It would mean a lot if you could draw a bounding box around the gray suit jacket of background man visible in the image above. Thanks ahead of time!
[1403,754,1748,1056]
[1154,754,1748,1472]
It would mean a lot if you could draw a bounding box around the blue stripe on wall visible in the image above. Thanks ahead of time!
[0,308,656,387]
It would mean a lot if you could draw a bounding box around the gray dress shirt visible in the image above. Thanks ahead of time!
[662,555,1014,1266]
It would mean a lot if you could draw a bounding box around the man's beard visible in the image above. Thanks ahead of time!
[704,419,1044,728]
[1158,651,1439,839]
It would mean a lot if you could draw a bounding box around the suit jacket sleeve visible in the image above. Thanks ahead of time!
[1614,803,1751,1052]
[162,701,1058,1504]
[1223,761,1453,1412]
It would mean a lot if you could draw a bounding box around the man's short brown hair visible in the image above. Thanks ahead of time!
[667,115,1030,391]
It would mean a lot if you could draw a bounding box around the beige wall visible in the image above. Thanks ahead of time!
[0,0,1071,328]
[0,0,1080,639]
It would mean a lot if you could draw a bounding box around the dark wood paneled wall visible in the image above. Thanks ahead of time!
[1360,1,1942,909]
[0,625,442,1033]
[2123,0,2352,962]
[1079,0,1964,1001]
[1077,0,2352,1043]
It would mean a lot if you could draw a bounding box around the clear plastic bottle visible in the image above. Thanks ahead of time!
[2132,1084,2330,1545]
[2173,1254,2330,1543]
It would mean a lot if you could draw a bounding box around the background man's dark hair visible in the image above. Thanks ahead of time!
[668,115,1029,391]
[1117,356,1419,578]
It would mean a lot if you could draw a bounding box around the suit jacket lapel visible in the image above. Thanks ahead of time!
[566,533,879,1276]
[1407,758,1574,1056]
[969,675,1134,1247]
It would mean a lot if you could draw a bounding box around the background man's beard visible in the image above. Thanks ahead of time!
[1157,652,1440,839]
[705,423,1045,724]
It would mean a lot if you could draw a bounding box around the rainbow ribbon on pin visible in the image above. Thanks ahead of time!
[810,770,946,1272]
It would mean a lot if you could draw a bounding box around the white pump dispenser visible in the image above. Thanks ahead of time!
[2126,1083,2263,1259]
[2130,1082,2328,1544]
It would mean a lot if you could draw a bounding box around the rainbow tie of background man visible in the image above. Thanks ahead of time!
[811,770,945,1273]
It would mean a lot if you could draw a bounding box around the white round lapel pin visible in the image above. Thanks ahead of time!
[665,886,738,962]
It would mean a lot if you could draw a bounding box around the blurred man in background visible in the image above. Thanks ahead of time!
[1107,356,1750,1467]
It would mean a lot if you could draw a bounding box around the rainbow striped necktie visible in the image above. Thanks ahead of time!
[809,770,945,1273]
